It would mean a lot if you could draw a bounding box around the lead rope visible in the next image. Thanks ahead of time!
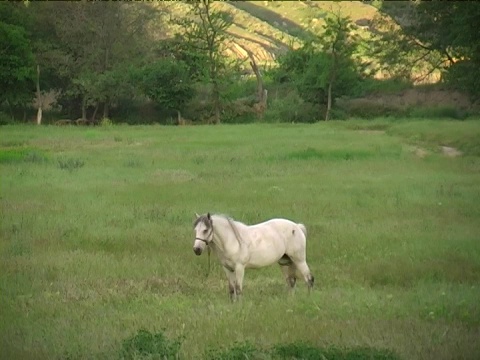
[206,224,213,277]
[206,244,211,277]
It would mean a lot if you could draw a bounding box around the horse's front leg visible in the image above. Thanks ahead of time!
[234,264,245,300]
[223,266,237,301]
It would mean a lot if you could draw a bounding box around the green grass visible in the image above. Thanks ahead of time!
[1,121,480,359]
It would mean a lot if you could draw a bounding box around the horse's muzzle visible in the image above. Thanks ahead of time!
[193,247,202,256]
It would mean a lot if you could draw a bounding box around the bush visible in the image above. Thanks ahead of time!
[337,98,405,119]
[57,158,85,172]
[0,111,14,125]
[121,329,182,360]
[407,106,468,120]
[263,91,321,123]
[100,117,113,126]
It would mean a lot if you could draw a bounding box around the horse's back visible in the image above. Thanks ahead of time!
[251,218,307,245]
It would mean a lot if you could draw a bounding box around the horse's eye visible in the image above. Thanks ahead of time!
[203,229,208,233]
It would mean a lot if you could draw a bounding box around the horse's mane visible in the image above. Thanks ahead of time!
[213,214,246,246]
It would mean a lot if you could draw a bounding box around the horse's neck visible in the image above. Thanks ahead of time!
[211,216,244,255]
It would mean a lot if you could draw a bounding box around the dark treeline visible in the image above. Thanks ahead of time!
[1,1,479,125]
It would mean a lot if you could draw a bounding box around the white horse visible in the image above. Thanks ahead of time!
[193,213,314,301]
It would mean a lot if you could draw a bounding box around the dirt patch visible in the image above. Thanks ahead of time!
[441,146,462,158]
[413,146,429,158]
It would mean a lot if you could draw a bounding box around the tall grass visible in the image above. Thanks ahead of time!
[1,122,479,359]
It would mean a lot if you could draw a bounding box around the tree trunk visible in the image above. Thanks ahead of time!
[36,65,42,125]
[249,53,264,102]
[177,110,183,125]
[249,52,268,118]
[81,96,87,120]
[103,100,109,119]
[325,47,338,122]
[325,81,332,121]
[212,80,220,124]
[91,103,99,123]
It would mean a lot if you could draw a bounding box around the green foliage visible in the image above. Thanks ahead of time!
[175,1,233,123]
[121,329,182,360]
[263,91,319,123]
[138,59,195,114]
[156,37,210,82]
[0,3,35,106]
[0,111,15,125]
[273,12,363,120]
[374,1,480,95]
[27,1,156,120]
[444,59,480,98]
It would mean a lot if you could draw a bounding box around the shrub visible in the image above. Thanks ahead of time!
[338,98,405,119]
[121,329,182,360]
[57,158,85,172]
[205,342,262,360]
[263,91,320,123]
[0,111,14,125]
[407,106,468,120]
[100,117,113,127]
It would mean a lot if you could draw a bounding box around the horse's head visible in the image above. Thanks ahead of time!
[193,212,213,256]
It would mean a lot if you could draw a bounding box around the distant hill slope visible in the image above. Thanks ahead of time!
[162,1,379,64]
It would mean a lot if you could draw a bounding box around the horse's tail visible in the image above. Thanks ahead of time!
[298,223,307,237]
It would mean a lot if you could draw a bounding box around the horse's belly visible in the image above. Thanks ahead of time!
[246,247,284,268]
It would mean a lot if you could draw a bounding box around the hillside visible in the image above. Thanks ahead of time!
[162,1,379,64]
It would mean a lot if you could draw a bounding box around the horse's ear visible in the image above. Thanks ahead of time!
[207,212,211,220]
[195,213,200,219]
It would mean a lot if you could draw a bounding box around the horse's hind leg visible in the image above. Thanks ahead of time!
[295,261,314,292]
[280,263,297,289]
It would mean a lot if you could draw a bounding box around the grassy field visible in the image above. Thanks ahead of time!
[1,120,479,359]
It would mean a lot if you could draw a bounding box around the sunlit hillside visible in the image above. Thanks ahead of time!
[160,1,379,64]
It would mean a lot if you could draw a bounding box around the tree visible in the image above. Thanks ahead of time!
[276,12,362,121]
[28,1,156,121]
[138,59,195,123]
[316,12,361,120]
[178,0,232,124]
[372,0,480,95]
[0,2,35,119]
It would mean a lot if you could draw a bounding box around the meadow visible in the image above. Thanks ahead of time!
[1,119,479,359]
